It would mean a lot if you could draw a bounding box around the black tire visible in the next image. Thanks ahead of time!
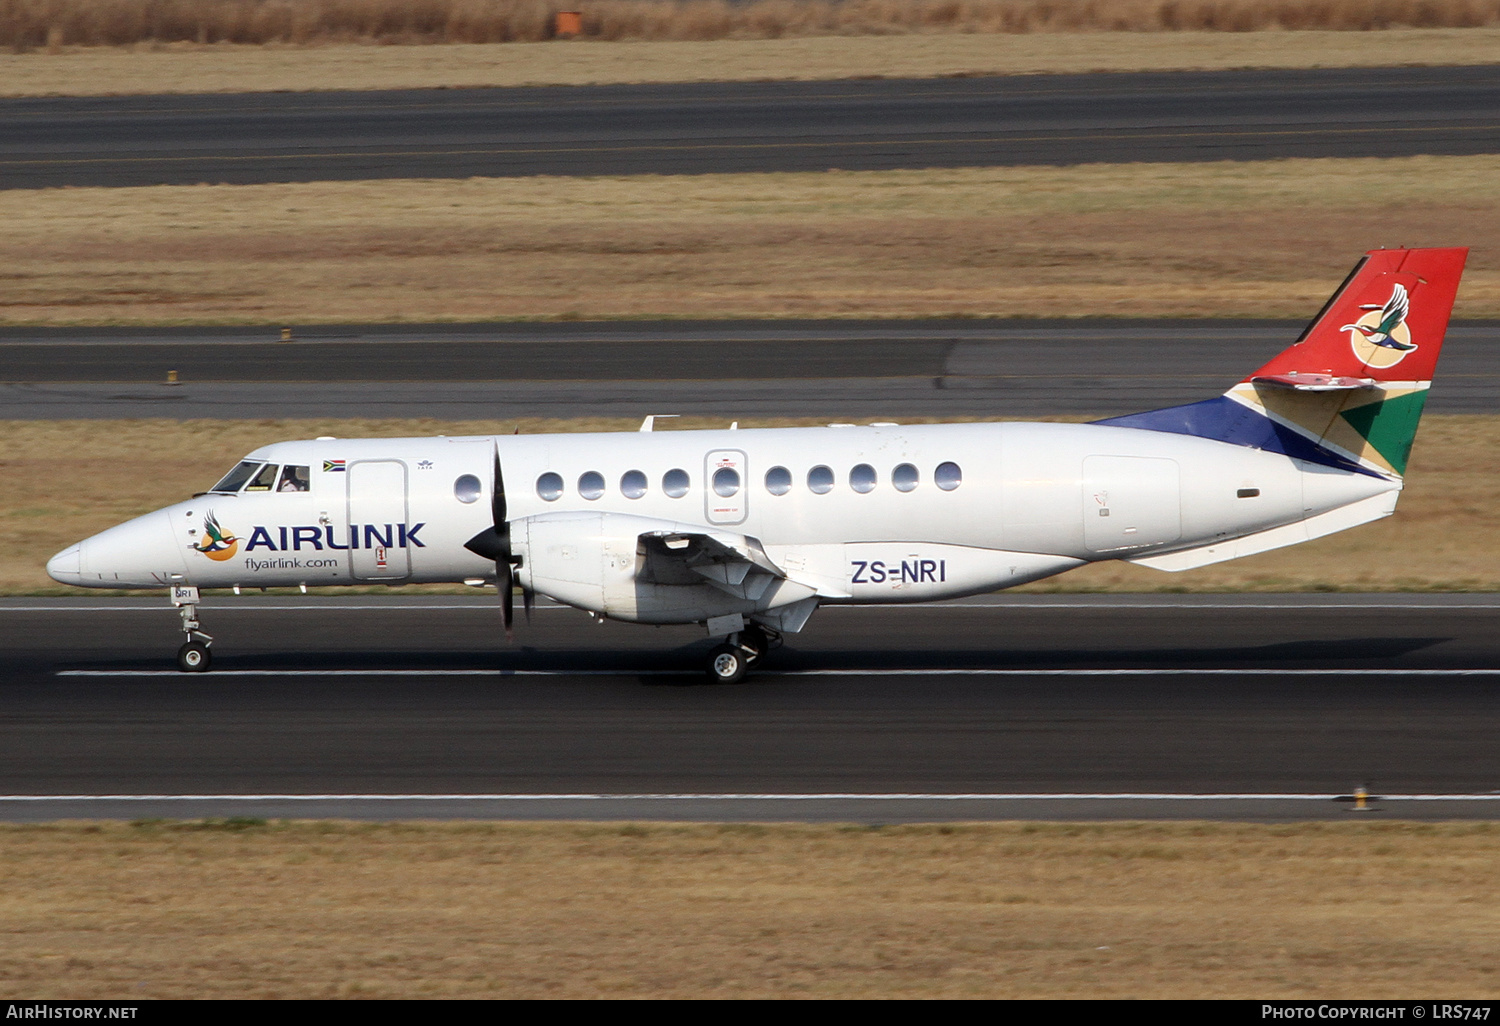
[707,643,747,684]
[177,641,211,673]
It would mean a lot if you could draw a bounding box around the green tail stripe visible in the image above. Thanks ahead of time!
[1339,389,1428,476]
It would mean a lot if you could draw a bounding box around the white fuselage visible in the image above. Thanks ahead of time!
[48,422,1397,626]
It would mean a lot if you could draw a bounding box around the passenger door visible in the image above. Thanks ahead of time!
[347,459,411,580]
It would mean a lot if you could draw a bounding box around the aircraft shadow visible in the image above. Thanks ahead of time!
[766,636,1452,672]
[61,635,1451,678]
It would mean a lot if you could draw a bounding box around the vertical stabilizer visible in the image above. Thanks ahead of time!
[1099,247,1468,479]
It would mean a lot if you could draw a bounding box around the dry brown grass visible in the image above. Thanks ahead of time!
[1,820,1498,998]
[6,0,1500,51]
[3,157,1498,324]
[3,414,1497,596]
[9,28,1500,95]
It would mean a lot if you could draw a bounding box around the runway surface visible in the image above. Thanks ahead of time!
[4,594,1499,821]
[4,66,1499,188]
[5,320,1497,419]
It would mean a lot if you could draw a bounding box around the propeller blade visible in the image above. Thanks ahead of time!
[465,443,518,640]
[492,446,507,538]
[494,445,515,639]
[499,555,514,640]
[492,444,514,640]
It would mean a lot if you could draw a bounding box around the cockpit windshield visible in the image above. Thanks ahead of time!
[243,464,280,492]
[210,460,262,494]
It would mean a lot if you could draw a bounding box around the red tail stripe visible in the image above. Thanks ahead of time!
[1248,247,1468,384]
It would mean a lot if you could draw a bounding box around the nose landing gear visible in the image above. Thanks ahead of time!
[706,622,780,683]
[171,585,213,672]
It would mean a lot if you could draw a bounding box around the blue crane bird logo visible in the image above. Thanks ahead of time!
[1343,283,1416,369]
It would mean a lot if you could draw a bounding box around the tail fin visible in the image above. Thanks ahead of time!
[1098,247,1468,479]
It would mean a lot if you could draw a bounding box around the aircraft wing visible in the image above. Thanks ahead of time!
[638,529,785,601]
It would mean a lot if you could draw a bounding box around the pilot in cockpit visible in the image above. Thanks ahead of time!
[278,465,310,492]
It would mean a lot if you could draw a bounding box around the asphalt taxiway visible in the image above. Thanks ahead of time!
[5,320,1497,420]
[4,66,1498,187]
[3,594,1498,821]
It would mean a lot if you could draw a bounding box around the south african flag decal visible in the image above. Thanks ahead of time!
[324,460,346,472]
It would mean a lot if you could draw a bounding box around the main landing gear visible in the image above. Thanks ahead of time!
[706,623,780,684]
[170,585,213,673]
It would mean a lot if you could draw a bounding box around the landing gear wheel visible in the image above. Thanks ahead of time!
[707,643,747,684]
[177,641,211,673]
[170,587,214,672]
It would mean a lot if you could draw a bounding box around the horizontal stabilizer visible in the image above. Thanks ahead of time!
[1127,491,1398,572]
[1250,372,1377,392]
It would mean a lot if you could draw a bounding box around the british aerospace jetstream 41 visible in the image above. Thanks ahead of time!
[48,248,1467,679]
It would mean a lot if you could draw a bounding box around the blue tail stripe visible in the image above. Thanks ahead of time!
[1094,397,1381,478]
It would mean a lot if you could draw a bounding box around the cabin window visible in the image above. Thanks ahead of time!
[892,463,919,493]
[455,474,482,504]
[807,465,834,495]
[1237,488,1261,498]
[621,470,648,499]
[663,468,690,498]
[244,463,280,492]
[536,472,564,502]
[712,467,741,498]
[850,463,877,494]
[278,465,310,493]
[578,471,605,501]
[935,461,963,491]
[765,466,792,496]
[211,460,261,494]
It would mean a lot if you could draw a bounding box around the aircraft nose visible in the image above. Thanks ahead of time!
[51,511,191,588]
[46,542,83,585]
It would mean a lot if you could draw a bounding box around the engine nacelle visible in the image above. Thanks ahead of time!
[516,511,816,625]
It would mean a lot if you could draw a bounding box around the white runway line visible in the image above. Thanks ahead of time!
[57,668,696,677]
[5,604,527,613]
[864,602,1500,610]
[9,600,1500,613]
[1,793,1498,802]
[54,667,1500,678]
[801,667,1500,676]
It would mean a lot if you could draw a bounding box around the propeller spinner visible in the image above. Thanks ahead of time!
[463,446,530,637]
